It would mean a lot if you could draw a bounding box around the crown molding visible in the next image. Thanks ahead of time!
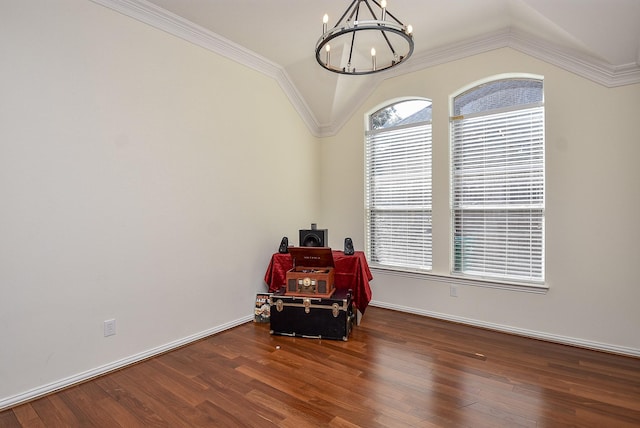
[397,28,640,88]
[89,0,321,135]
[322,28,640,136]
[507,29,640,88]
[90,0,640,138]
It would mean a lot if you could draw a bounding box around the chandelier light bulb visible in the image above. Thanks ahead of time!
[371,47,376,70]
[381,0,387,20]
[406,24,413,35]
[323,13,329,34]
[325,44,331,66]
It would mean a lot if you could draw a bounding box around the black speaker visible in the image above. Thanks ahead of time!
[299,229,328,247]
[344,237,354,255]
[278,237,289,254]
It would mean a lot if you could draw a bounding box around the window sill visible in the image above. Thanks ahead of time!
[370,266,549,294]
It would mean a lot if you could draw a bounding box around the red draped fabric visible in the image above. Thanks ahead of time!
[264,251,373,314]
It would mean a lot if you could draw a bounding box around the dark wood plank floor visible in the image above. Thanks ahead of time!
[2,306,639,427]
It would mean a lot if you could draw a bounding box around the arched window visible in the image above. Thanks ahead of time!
[365,98,432,272]
[451,77,545,283]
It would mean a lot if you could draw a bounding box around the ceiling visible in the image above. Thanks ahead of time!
[95,0,640,136]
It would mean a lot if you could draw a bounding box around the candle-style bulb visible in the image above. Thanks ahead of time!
[371,48,376,70]
[381,0,387,20]
[322,14,329,34]
[325,44,331,66]
[406,24,413,35]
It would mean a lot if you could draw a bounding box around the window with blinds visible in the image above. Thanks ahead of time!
[451,78,544,283]
[365,99,432,272]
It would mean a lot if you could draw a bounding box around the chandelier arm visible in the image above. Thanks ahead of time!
[362,0,379,20]
[345,0,361,25]
[363,0,405,57]
[335,0,358,28]
[345,0,365,69]
[379,27,397,57]
[366,0,402,56]
[382,10,404,26]
[347,30,357,70]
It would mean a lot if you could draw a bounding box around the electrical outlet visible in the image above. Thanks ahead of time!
[450,285,458,297]
[104,319,116,337]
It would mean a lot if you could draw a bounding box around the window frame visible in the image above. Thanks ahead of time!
[449,74,546,286]
[362,76,548,294]
[364,97,433,274]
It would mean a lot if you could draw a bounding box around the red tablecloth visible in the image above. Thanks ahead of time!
[264,250,373,314]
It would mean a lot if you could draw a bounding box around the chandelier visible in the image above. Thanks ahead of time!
[315,0,414,75]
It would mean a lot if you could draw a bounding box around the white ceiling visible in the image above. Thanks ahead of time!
[95,0,640,136]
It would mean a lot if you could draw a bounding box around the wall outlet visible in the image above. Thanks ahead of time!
[450,285,458,297]
[104,319,116,337]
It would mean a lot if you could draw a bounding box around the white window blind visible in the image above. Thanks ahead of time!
[365,120,432,271]
[451,93,544,283]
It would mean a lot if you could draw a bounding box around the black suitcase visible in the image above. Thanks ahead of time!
[269,288,355,341]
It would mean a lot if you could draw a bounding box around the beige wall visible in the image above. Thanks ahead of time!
[0,0,319,404]
[320,48,640,355]
[2,0,639,410]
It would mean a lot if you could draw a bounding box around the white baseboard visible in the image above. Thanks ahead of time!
[0,315,253,412]
[4,305,637,412]
[369,300,640,358]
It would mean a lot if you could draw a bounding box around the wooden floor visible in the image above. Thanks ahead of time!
[1,306,639,427]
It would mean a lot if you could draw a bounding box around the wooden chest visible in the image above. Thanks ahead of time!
[285,247,335,298]
[269,288,355,341]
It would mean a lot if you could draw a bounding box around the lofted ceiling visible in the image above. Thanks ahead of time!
[93,0,640,136]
